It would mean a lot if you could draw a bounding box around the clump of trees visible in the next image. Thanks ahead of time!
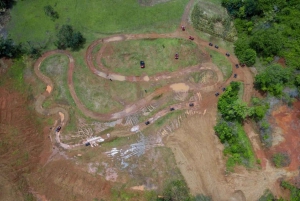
[0,0,15,10]
[222,0,300,82]
[215,82,257,170]
[254,64,292,96]
[215,82,271,170]
[44,5,59,21]
[56,25,85,50]
[0,37,22,58]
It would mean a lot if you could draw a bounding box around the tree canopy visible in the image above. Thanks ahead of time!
[44,5,59,21]
[56,25,85,50]
[254,64,291,96]
[240,48,256,66]
[0,37,22,58]
[0,0,14,10]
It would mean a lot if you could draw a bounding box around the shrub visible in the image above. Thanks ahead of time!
[56,25,85,50]
[44,5,59,21]
[272,152,290,168]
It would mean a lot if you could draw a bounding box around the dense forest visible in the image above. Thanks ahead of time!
[222,0,300,94]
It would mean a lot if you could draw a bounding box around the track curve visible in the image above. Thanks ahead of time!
[34,0,253,148]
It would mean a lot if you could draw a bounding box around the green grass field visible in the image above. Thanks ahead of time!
[101,38,202,76]
[7,0,189,48]
[72,51,140,114]
[207,48,232,79]
[39,54,75,106]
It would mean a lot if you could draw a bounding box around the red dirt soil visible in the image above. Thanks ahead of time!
[269,101,300,171]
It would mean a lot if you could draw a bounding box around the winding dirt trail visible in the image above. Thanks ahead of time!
[34,0,252,150]
[31,1,297,200]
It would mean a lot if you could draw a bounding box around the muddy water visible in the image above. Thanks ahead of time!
[270,101,300,171]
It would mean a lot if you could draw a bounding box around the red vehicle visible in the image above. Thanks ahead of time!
[181,26,185,31]
[189,36,194,40]
[175,53,179,59]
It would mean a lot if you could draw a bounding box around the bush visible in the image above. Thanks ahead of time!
[272,152,290,168]
[56,25,85,50]
[258,189,275,201]
[0,37,22,58]
[254,64,292,96]
[44,5,59,21]
[240,48,256,66]
[162,180,192,201]
[281,181,300,200]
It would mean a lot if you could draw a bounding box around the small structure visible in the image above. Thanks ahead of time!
[140,61,145,68]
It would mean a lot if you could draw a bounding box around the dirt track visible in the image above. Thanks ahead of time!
[30,0,293,200]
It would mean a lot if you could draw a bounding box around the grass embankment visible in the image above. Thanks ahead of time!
[214,82,255,171]
[207,48,232,79]
[102,38,202,76]
[7,0,189,48]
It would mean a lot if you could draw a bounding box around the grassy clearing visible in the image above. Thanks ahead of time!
[154,110,183,128]
[40,54,75,107]
[72,51,140,113]
[207,48,232,79]
[102,38,202,76]
[238,81,244,100]
[38,54,82,132]
[189,70,217,83]
[7,0,189,48]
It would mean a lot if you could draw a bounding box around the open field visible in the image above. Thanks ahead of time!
[102,38,202,76]
[7,0,189,48]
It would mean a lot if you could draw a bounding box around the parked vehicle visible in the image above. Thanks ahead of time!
[140,61,145,68]
[56,126,61,132]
